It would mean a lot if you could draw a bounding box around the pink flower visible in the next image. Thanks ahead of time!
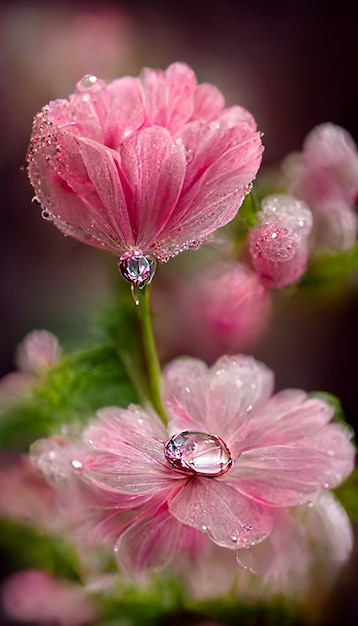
[154,261,272,363]
[1,569,97,626]
[27,62,263,288]
[249,194,313,288]
[282,123,358,251]
[0,453,55,526]
[31,355,354,573]
[0,330,61,408]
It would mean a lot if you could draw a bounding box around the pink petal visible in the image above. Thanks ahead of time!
[235,392,334,454]
[163,358,211,434]
[101,76,145,147]
[114,501,205,574]
[28,126,131,253]
[163,355,274,445]
[231,423,355,506]
[153,110,263,260]
[47,96,104,143]
[206,355,274,445]
[237,492,353,598]
[81,406,183,496]
[118,126,186,249]
[191,83,225,122]
[140,62,197,133]
[84,405,167,460]
[168,477,273,549]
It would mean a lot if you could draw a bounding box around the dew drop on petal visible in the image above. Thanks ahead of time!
[164,430,233,477]
[77,74,98,91]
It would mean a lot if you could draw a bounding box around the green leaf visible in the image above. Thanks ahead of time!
[0,518,80,580]
[299,242,358,296]
[0,345,138,452]
[334,467,358,522]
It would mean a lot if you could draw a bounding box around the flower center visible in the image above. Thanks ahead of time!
[164,430,233,477]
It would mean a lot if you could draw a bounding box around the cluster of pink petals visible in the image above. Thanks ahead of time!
[185,492,353,602]
[154,261,271,363]
[27,62,263,262]
[249,194,313,288]
[30,354,355,577]
[282,123,358,251]
[1,569,97,626]
[0,330,61,409]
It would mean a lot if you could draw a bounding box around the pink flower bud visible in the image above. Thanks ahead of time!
[249,194,313,288]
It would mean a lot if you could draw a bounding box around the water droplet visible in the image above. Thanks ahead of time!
[164,430,233,477]
[231,535,238,543]
[71,459,82,469]
[78,74,98,90]
[118,250,157,304]
[41,210,52,220]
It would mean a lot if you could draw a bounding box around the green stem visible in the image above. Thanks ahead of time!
[137,286,168,426]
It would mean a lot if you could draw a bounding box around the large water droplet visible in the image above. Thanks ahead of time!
[164,430,233,477]
[77,74,98,91]
[118,250,157,304]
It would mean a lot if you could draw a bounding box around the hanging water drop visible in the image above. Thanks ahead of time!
[118,250,157,305]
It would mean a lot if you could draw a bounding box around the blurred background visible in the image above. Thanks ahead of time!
[0,0,358,621]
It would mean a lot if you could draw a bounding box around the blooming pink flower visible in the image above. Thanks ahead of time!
[31,355,354,574]
[27,62,263,288]
[249,194,313,288]
[282,123,358,251]
[154,261,271,363]
[1,569,97,626]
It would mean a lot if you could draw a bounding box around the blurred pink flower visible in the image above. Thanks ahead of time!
[27,62,263,287]
[31,355,354,573]
[154,261,271,362]
[0,453,55,526]
[1,569,97,626]
[184,492,353,603]
[282,123,358,251]
[0,330,60,408]
[249,194,313,288]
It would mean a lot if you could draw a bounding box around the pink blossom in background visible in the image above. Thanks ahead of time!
[0,453,55,526]
[0,330,61,408]
[31,355,354,574]
[249,194,313,288]
[154,261,272,363]
[1,569,97,626]
[282,123,358,251]
[27,62,263,268]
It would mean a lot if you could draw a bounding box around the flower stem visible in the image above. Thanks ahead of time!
[137,286,168,426]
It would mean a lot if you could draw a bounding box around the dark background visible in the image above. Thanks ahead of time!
[0,1,357,621]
